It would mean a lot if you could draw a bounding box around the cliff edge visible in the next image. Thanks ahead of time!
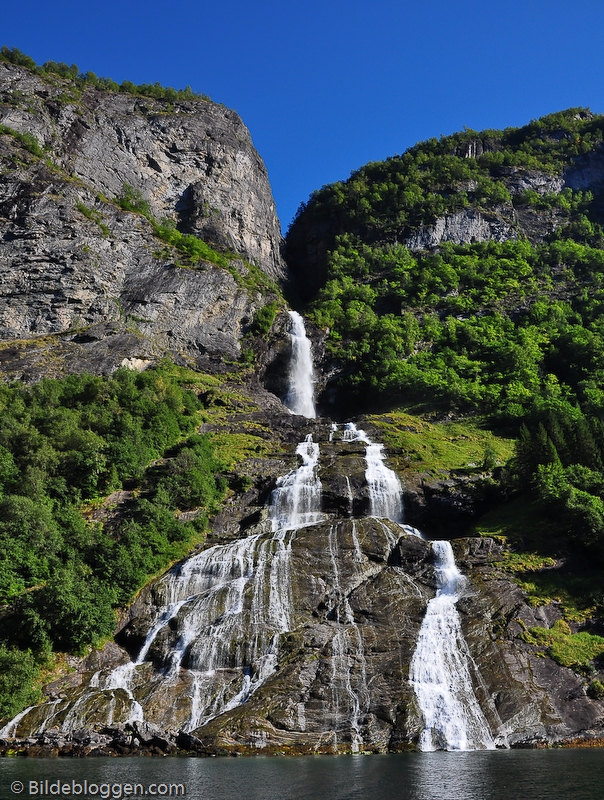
[0,61,286,380]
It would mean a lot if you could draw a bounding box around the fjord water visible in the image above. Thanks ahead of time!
[2,751,603,800]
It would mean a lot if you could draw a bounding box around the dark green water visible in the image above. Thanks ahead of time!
[1,750,603,800]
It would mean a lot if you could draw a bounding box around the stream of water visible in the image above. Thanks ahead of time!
[285,310,316,418]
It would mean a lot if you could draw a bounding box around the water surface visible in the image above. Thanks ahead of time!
[1,750,603,800]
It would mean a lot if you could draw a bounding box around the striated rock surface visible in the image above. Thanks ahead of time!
[404,207,517,251]
[0,61,286,380]
[454,538,604,747]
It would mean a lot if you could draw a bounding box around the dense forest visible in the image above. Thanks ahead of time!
[0,365,231,718]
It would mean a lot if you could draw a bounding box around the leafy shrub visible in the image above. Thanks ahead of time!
[0,645,41,719]
[250,302,280,335]
[0,46,212,102]
[0,124,43,157]
[587,680,604,699]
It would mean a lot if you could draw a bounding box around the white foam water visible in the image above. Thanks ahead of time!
[409,540,495,751]
[342,423,404,523]
[285,311,316,418]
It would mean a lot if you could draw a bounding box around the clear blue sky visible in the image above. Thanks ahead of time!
[4,0,604,233]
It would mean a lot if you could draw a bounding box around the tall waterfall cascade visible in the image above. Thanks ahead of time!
[1,310,498,753]
[284,310,316,418]
[1,433,324,737]
[409,540,497,751]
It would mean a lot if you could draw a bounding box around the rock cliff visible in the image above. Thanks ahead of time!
[0,61,286,380]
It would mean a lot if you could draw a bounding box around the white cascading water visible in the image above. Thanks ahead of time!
[285,310,316,418]
[341,421,494,751]
[342,423,404,523]
[269,435,323,531]
[409,540,495,751]
[2,433,323,737]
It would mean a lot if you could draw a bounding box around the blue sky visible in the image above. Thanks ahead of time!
[4,0,604,233]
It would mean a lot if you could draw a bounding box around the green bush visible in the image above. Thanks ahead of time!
[0,645,41,720]
[587,679,604,699]
[250,302,280,335]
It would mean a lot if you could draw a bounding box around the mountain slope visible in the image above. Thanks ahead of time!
[0,59,285,382]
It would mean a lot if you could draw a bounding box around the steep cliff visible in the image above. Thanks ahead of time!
[0,61,286,380]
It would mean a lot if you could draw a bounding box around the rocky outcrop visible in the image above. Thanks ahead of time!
[454,538,604,747]
[0,62,286,380]
[404,207,517,251]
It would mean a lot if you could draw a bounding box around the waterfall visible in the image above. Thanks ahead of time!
[0,294,498,751]
[4,433,323,737]
[409,540,495,751]
[342,423,404,523]
[285,311,316,418]
[269,434,323,531]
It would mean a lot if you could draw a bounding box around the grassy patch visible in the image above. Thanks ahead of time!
[522,619,604,671]
[515,570,604,623]
[499,552,557,573]
[367,412,515,473]
[472,495,604,622]
[0,124,43,157]
[209,432,273,468]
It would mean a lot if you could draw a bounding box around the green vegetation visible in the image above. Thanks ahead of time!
[250,301,281,336]
[75,200,110,237]
[292,109,599,239]
[0,123,43,157]
[115,183,234,269]
[0,364,232,718]
[367,411,514,474]
[0,46,211,103]
[290,109,604,418]
[521,619,604,673]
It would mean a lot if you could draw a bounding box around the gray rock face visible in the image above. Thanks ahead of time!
[454,538,604,747]
[404,207,517,251]
[563,152,604,191]
[0,62,286,378]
